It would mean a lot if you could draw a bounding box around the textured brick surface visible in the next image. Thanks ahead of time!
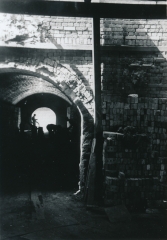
[0,14,167,202]
[103,132,166,206]
[101,51,167,98]
[0,15,166,49]
[0,75,72,105]
[100,19,167,46]
[101,45,167,205]
[0,14,92,49]
[0,48,94,115]
[0,48,94,189]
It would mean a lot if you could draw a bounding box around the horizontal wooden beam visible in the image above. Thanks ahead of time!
[100,46,167,52]
[0,1,165,18]
[0,45,166,53]
[0,43,93,51]
[92,0,166,4]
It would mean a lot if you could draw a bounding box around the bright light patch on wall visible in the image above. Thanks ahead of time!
[32,107,56,133]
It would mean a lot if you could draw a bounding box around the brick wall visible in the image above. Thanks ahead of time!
[0,15,167,201]
[101,51,167,97]
[0,48,93,93]
[0,14,92,49]
[101,19,167,207]
[100,19,167,46]
[1,15,166,48]
[0,48,94,190]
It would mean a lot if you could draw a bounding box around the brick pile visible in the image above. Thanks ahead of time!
[101,51,167,98]
[100,19,167,207]
[102,96,167,141]
[103,132,166,207]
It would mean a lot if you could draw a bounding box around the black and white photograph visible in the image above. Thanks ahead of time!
[0,0,166,239]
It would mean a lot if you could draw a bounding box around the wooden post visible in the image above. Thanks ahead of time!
[93,17,101,133]
[92,16,103,204]
[86,16,103,206]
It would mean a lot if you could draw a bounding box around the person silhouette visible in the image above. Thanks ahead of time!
[31,114,39,127]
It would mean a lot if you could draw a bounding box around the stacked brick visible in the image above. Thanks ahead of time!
[105,175,164,207]
[103,132,166,207]
[101,51,167,98]
[101,19,167,207]
[104,134,167,179]
[102,96,167,159]
[100,19,167,46]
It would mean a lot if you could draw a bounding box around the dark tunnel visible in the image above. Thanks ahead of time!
[0,88,81,194]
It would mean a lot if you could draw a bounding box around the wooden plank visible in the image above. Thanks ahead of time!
[0,45,166,52]
[93,0,166,3]
[0,1,165,19]
[101,46,167,52]
[0,43,93,51]
[86,138,96,206]
[93,16,101,134]
[84,17,102,206]
[92,16,103,204]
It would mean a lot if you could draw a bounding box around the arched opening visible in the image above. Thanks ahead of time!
[16,93,82,191]
[0,69,94,194]
[31,107,56,133]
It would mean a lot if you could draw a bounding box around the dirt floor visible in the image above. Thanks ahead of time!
[0,136,167,239]
[0,189,167,240]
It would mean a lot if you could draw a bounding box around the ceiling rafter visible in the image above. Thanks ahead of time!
[0,1,165,19]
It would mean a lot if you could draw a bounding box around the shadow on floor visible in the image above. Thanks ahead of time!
[0,190,167,240]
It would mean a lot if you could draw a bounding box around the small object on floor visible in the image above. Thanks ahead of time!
[105,204,131,223]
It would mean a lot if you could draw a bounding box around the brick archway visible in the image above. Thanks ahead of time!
[0,62,94,190]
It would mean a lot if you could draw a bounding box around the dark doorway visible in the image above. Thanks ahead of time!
[0,93,81,194]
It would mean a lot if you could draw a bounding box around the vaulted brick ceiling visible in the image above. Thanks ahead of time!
[0,73,72,105]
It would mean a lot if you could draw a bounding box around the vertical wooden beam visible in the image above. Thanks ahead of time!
[93,16,101,136]
[86,16,103,206]
[92,16,103,204]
